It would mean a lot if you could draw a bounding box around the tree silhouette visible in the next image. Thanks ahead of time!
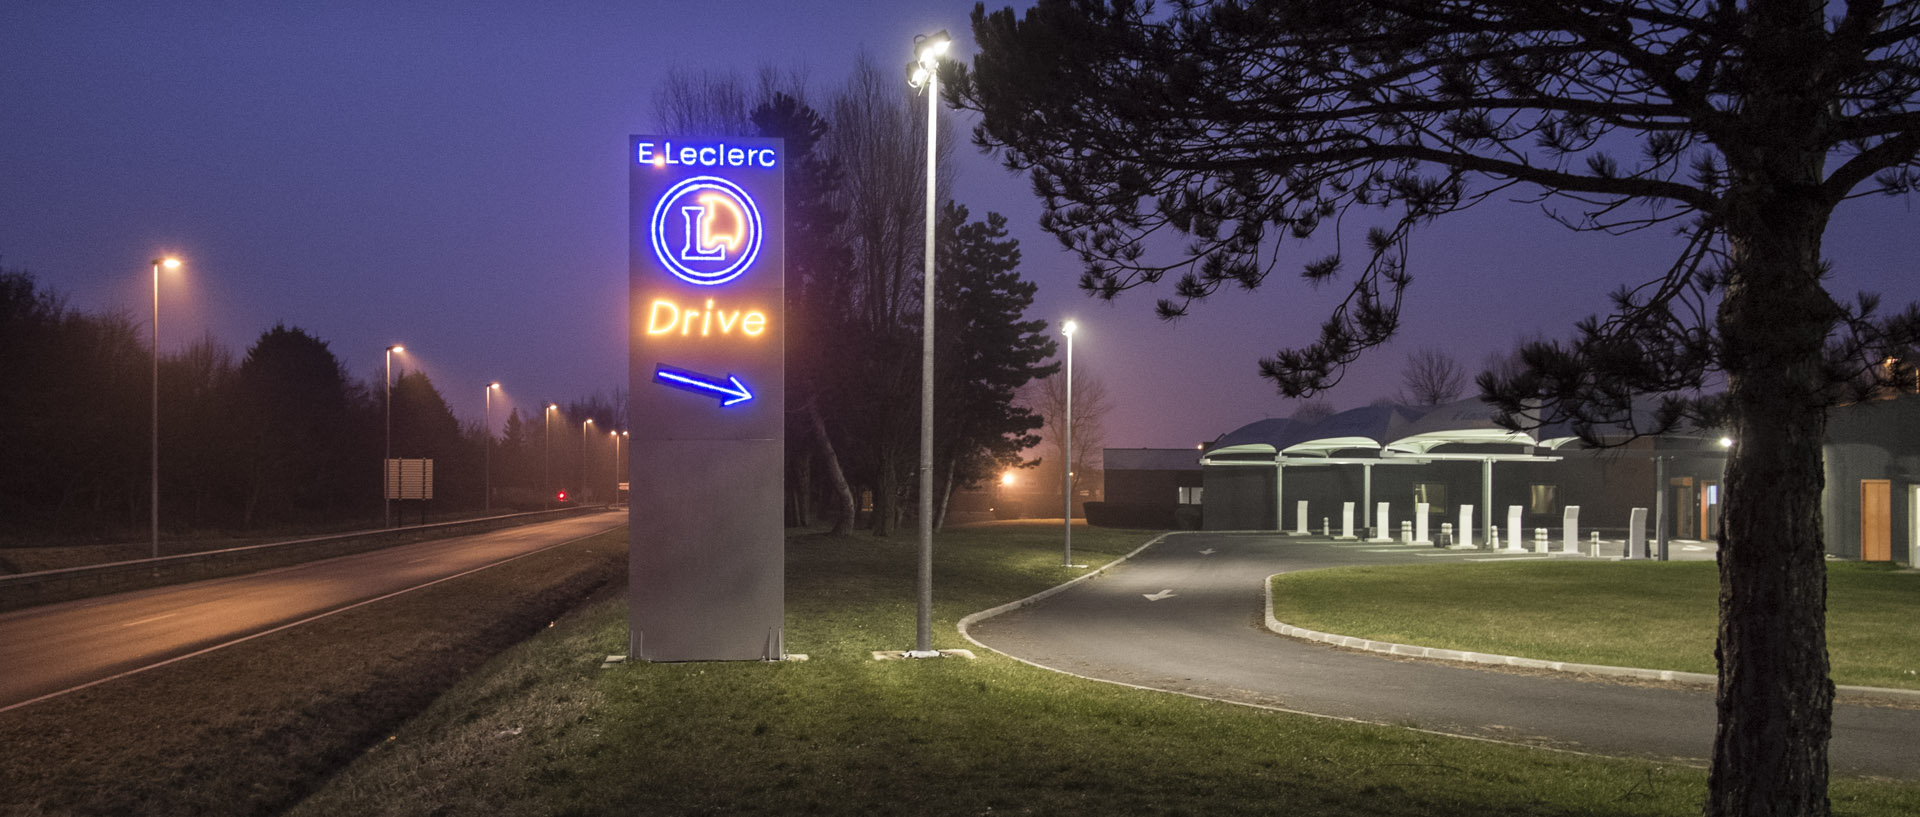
[955,2,1920,813]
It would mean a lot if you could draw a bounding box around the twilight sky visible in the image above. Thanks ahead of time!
[5,1,1916,449]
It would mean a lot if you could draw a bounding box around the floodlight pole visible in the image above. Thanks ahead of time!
[905,30,949,659]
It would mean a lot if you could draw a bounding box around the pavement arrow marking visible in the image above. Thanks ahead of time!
[1198,548,1217,555]
[653,364,754,406]
[1143,589,1177,601]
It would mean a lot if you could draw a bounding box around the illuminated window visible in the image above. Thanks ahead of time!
[1529,484,1558,515]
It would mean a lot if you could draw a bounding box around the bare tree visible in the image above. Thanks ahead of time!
[649,68,754,136]
[1289,399,1338,425]
[813,53,961,536]
[1397,348,1467,407]
[1023,359,1112,517]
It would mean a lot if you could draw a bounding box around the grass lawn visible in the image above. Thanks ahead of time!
[1271,560,1920,690]
[287,522,1919,816]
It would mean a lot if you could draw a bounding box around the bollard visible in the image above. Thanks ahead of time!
[1322,518,1330,537]
[1438,522,1453,548]
[1590,530,1601,558]
[1488,527,1500,549]
[1534,527,1549,553]
[1400,520,1413,544]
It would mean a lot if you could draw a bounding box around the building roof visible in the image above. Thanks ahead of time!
[1104,448,1205,472]
[1201,397,1718,465]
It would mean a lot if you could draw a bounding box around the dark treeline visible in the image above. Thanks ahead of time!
[0,268,615,543]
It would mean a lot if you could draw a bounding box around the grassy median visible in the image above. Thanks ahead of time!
[1269,560,1920,690]
[286,523,1919,816]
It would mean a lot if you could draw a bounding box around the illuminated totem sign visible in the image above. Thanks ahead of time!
[629,136,784,661]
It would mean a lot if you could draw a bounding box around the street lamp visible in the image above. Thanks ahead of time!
[1062,319,1077,566]
[582,418,594,503]
[545,404,558,508]
[611,430,624,502]
[484,382,500,513]
[150,256,181,560]
[384,344,405,528]
[905,28,951,659]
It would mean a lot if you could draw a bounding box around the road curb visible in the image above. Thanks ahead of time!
[958,532,1175,637]
[1261,572,1920,704]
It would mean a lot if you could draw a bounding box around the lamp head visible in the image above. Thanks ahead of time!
[488,381,500,390]
[157,257,182,270]
[387,344,404,354]
[1062,319,1077,337]
[914,30,951,67]
[907,61,931,89]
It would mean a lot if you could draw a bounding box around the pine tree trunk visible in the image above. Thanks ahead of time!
[1707,111,1839,815]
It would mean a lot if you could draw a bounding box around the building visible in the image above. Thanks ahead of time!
[1090,448,1205,528]
[1179,394,1916,563]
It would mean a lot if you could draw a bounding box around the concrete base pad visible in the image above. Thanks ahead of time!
[871,649,977,661]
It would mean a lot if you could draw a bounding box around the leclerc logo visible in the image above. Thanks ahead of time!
[650,176,763,286]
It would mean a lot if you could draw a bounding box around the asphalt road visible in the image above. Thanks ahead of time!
[967,531,1920,778]
[0,510,626,710]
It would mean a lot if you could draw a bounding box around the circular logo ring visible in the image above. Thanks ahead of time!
[650,176,763,286]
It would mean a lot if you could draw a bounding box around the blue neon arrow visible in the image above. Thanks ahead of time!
[653,365,754,406]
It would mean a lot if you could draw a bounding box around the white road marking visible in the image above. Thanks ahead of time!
[1143,589,1177,601]
[122,613,179,627]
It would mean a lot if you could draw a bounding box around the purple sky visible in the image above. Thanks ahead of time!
[5,2,1915,449]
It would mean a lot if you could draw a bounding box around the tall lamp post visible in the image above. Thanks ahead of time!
[484,382,500,513]
[582,418,595,503]
[545,404,558,507]
[612,430,625,502]
[905,28,951,659]
[384,344,405,528]
[150,256,181,560]
[1062,320,1077,566]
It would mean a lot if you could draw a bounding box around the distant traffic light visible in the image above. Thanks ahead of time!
[556,490,569,502]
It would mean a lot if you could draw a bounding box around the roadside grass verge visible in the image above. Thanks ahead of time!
[1270,560,1920,690]
[0,528,626,817]
[287,523,1919,816]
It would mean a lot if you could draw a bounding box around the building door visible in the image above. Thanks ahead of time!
[1700,480,1722,540]
[1861,479,1892,562]
[1671,477,1696,540]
